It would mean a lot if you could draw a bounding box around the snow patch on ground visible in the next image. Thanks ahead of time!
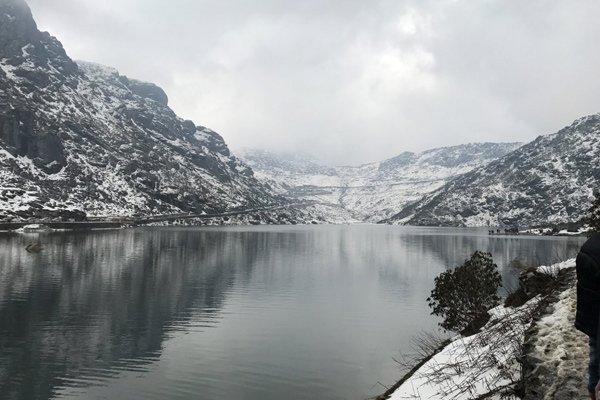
[537,258,576,275]
[390,299,540,399]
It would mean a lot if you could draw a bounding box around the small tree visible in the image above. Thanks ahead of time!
[427,251,502,335]
[588,191,600,233]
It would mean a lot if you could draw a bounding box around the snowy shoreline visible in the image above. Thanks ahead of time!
[379,259,588,400]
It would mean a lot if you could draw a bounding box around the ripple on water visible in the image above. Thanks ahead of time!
[0,227,587,400]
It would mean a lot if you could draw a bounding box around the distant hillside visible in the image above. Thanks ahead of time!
[238,149,336,177]
[386,115,600,227]
[240,143,522,223]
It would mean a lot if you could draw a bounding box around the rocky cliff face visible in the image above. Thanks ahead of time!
[0,0,283,221]
[240,143,522,223]
[386,115,600,227]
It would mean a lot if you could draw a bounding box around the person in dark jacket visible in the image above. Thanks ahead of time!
[575,233,600,399]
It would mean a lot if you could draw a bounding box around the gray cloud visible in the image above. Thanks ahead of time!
[26,0,600,165]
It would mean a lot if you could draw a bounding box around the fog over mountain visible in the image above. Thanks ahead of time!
[24,0,600,165]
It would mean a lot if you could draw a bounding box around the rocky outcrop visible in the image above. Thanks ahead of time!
[125,78,169,106]
[0,0,78,78]
[0,109,65,173]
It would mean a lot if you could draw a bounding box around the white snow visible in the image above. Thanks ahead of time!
[537,258,576,275]
[238,144,520,223]
[0,58,18,81]
[390,299,540,400]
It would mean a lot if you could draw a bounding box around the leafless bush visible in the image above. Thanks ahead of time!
[392,331,450,374]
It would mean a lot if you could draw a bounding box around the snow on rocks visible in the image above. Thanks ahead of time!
[536,258,576,276]
[390,115,600,227]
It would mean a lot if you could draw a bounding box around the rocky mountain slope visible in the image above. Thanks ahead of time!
[240,143,522,223]
[0,0,297,222]
[386,115,600,227]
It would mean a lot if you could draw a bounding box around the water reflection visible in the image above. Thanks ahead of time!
[391,228,584,290]
[0,229,263,400]
[0,226,587,400]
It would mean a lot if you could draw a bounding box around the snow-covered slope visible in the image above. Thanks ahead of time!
[0,0,287,221]
[239,143,522,223]
[388,260,582,400]
[387,115,600,227]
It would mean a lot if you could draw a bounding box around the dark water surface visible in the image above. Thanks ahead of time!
[0,225,587,400]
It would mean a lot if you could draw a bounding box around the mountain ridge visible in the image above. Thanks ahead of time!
[239,142,522,223]
[385,114,600,227]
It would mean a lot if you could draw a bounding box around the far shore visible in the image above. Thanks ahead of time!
[0,218,591,235]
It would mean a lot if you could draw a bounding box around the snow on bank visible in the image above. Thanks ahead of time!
[390,300,540,399]
[525,273,588,399]
[389,259,578,400]
[537,258,576,275]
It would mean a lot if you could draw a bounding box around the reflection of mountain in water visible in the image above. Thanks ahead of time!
[0,227,587,400]
[391,231,584,290]
[429,233,580,267]
[0,229,263,400]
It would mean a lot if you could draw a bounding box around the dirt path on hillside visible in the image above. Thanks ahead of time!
[523,269,590,400]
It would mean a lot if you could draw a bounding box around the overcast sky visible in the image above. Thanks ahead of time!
[26,0,600,165]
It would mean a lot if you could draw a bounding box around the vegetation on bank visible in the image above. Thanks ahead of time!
[427,251,502,335]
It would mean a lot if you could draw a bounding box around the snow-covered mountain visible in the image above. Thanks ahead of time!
[239,143,522,223]
[386,115,600,227]
[4,0,595,227]
[0,0,301,222]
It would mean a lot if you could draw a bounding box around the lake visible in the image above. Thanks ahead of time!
[0,225,587,400]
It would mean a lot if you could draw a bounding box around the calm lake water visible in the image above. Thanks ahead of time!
[0,225,587,400]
